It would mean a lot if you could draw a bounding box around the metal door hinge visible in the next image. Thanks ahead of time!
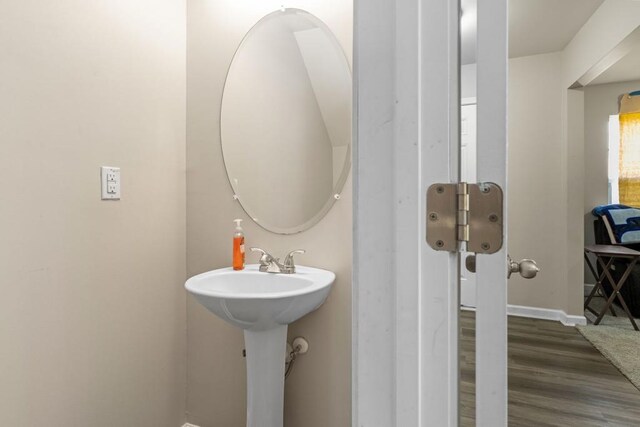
[426,182,503,254]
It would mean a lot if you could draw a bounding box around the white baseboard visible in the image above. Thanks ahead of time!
[461,304,587,326]
[183,424,200,427]
[507,304,586,326]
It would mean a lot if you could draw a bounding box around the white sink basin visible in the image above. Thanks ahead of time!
[185,264,335,330]
[185,264,335,427]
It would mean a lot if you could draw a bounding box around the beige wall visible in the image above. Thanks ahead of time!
[0,2,187,426]
[462,53,568,312]
[562,0,640,89]
[565,88,586,315]
[583,80,640,282]
[561,0,640,315]
[463,1,640,316]
[186,2,352,427]
[507,53,567,311]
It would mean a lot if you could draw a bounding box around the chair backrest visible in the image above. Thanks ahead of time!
[594,217,640,250]
[594,218,613,245]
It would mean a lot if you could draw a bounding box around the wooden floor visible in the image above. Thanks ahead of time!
[460,311,640,426]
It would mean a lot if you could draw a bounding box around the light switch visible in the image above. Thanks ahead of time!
[101,166,121,200]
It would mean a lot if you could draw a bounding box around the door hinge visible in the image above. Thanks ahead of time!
[426,182,503,254]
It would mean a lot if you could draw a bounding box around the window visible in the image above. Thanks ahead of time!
[619,112,640,206]
[609,112,640,207]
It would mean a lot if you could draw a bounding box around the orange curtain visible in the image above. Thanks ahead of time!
[619,112,640,207]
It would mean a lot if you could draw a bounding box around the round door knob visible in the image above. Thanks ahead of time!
[508,256,540,279]
[465,254,476,273]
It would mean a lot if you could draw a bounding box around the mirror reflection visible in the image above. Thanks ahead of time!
[221,9,352,234]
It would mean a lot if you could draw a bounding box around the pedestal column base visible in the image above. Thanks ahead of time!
[244,325,288,427]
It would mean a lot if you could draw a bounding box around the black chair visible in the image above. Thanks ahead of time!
[593,218,640,317]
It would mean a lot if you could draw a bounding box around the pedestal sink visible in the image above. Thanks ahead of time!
[185,264,335,427]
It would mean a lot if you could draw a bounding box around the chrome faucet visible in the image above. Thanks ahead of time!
[250,248,306,274]
[250,248,284,273]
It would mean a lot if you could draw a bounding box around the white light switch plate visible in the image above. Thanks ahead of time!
[101,166,121,200]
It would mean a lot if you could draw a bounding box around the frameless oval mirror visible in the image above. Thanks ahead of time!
[221,8,352,234]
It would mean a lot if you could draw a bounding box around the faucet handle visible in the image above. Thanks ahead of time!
[250,247,267,259]
[283,250,305,273]
[250,247,272,267]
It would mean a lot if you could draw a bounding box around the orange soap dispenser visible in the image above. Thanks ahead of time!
[232,219,245,270]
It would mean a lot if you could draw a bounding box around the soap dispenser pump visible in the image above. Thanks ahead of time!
[233,219,245,271]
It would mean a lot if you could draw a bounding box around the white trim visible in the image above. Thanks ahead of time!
[394,0,421,424]
[353,0,460,425]
[352,0,400,424]
[475,0,509,423]
[182,424,200,427]
[461,96,477,106]
[418,0,461,425]
[507,304,587,326]
[461,304,587,326]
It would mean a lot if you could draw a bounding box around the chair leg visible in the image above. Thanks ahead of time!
[584,254,613,310]
[597,257,639,331]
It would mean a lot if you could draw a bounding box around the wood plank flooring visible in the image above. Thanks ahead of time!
[460,311,640,426]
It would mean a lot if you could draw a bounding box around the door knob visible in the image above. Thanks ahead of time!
[465,254,476,273]
[507,255,539,279]
[464,254,540,279]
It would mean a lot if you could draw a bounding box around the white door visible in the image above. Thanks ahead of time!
[353,0,508,425]
[461,100,478,308]
[474,0,509,424]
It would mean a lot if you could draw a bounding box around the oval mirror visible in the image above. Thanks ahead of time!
[221,9,352,234]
